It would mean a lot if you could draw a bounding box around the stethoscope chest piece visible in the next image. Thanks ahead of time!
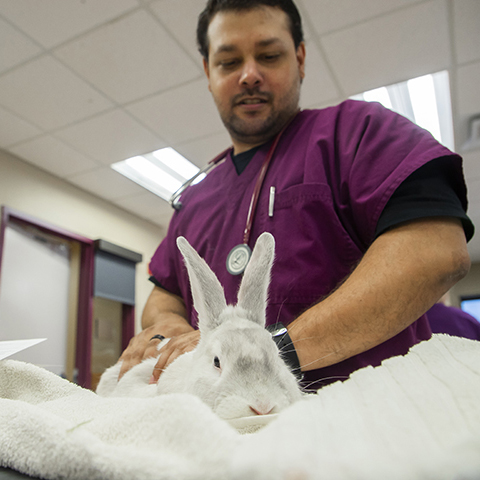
[225,121,291,276]
[226,244,252,276]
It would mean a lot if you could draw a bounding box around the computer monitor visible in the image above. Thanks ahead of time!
[460,296,480,324]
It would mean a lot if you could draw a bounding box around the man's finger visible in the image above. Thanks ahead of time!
[150,331,200,383]
[118,334,163,380]
[150,350,174,383]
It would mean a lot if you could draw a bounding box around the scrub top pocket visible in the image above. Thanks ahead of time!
[257,183,363,325]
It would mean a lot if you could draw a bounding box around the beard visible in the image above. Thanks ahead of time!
[215,82,301,148]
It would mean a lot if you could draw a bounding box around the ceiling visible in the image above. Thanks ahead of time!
[0,0,479,260]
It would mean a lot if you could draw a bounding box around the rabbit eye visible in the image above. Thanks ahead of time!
[213,356,221,369]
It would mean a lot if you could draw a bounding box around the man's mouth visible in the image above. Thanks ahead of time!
[238,97,267,105]
[234,93,271,107]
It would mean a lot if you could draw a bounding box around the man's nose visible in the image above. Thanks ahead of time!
[239,59,263,87]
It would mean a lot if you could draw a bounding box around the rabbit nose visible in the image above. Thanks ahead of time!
[249,405,274,416]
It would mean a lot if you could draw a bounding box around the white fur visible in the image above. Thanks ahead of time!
[96,233,303,419]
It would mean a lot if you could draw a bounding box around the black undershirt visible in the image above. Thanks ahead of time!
[374,156,473,240]
[231,145,263,175]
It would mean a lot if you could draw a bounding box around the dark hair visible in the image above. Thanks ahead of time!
[197,0,304,60]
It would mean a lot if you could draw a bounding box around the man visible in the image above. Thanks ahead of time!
[119,0,473,391]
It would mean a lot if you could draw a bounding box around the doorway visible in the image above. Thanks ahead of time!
[0,206,94,386]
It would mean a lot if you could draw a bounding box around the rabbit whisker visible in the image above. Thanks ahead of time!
[300,375,349,392]
[297,352,335,371]
[275,297,289,324]
[277,331,338,369]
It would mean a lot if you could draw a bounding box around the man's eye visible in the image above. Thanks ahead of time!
[219,59,238,68]
[262,53,281,62]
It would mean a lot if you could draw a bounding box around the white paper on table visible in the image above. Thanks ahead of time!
[0,338,47,361]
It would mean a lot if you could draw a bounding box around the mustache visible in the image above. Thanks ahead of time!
[232,90,273,106]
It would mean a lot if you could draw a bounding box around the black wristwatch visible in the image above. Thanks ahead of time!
[267,322,302,378]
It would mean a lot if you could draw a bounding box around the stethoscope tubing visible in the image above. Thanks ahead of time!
[169,147,231,211]
[169,114,295,246]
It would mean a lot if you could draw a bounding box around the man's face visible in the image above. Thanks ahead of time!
[203,6,305,153]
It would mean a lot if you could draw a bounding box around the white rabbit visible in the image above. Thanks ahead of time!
[96,233,303,419]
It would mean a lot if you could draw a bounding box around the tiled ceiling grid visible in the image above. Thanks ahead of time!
[0,0,479,259]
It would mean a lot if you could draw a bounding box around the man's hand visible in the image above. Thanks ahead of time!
[118,324,170,380]
[149,330,201,384]
[117,285,194,380]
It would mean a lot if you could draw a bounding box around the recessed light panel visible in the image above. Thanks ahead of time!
[112,147,201,202]
[351,70,454,150]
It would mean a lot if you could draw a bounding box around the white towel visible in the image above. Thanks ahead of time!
[1,334,480,479]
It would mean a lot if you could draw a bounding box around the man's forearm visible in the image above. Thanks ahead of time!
[141,285,193,337]
[288,218,470,372]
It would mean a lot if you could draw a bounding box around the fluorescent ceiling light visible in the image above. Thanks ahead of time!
[112,147,201,202]
[363,86,392,110]
[351,70,454,151]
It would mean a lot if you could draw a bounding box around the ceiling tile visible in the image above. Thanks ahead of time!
[55,109,166,165]
[174,131,232,168]
[0,0,139,49]
[300,0,422,35]
[54,9,202,104]
[127,78,224,145]
[456,61,480,149]
[320,0,451,96]
[456,62,480,119]
[67,167,147,201]
[300,41,340,108]
[8,135,99,178]
[0,106,42,148]
[453,0,480,65]
[0,17,42,74]
[0,55,112,130]
[149,0,203,66]
[114,191,174,227]
[294,2,315,41]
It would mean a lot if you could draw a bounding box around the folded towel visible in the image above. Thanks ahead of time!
[1,334,479,479]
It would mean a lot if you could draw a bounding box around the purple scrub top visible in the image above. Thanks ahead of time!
[149,100,467,390]
[427,303,480,341]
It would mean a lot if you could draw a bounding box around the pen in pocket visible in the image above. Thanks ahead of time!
[269,186,276,218]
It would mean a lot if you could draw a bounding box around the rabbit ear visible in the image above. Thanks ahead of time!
[237,232,275,327]
[177,237,227,334]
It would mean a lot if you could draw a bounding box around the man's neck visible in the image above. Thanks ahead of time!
[232,140,267,155]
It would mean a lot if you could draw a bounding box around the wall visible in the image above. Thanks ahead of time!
[0,148,165,331]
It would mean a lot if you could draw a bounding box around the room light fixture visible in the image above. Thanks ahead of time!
[351,70,454,151]
[111,147,205,202]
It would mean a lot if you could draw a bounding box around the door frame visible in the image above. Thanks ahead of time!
[0,206,95,388]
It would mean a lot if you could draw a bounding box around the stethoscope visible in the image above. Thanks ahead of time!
[169,120,291,275]
[169,147,231,212]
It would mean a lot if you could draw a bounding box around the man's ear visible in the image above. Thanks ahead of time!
[296,42,306,81]
[203,57,212,91]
